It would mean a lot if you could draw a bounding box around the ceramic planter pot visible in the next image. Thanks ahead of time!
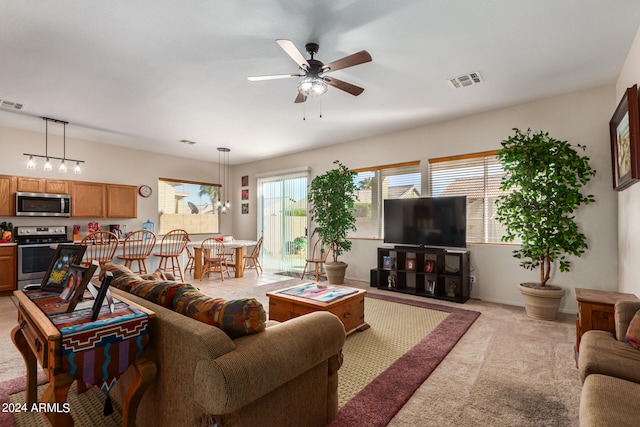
[325,262,348,285]
[518,283,565,321]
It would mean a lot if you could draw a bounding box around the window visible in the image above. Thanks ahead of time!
[158,178,220,235]
[350,162,421,239]
[428,151,512,244]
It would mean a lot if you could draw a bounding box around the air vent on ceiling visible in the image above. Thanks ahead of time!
[180,139,197,145]
[448,71,483,89]
[0,99,24,110]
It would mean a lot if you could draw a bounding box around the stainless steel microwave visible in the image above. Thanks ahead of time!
[15,192,71,217]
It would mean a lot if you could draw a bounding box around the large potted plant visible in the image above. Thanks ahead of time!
[496,128,596,320]
[308,160,358,285]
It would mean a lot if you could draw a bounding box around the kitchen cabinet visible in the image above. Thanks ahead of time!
[70,181,106,218]
[16,177,69,194]
[107,184,137,218]
[16,176,43,193]
[0,245,17,291]
[0,175,16,216]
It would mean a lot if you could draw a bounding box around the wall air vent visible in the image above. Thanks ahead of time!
[0,99,24,110]
[448,71,483,89]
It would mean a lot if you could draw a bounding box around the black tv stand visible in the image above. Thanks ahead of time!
[372,246,470,303]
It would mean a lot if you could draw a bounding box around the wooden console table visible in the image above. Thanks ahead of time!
[575,287,638,351]
[11,290,156,426]
[267,285,369,336]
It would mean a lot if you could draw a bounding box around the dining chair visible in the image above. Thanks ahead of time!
[80,231,119,269]
[301,239,331,281]
[242,237,263,275]
[201,238,230,281]
[185,245,196,274]
[117,230,156,275]
[153,229,189,282]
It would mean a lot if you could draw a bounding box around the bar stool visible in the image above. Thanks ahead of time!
[153,229,189,282]
[117,230,157,275]
[80,231,119,269]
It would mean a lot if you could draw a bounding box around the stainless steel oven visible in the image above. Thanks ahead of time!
[15,226,72,290]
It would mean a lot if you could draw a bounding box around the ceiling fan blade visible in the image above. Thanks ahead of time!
[276,39,310,70]
[322,50,372,73]
[324,77,365,96]
[247,73,303,81]
[294,92,307,103]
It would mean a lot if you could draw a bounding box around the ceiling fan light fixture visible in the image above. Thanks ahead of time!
[297,76,327,97]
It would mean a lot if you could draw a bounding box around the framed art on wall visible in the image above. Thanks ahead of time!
[242,203,249,214]
[242,189,249,200]
[241,175,248,187]
[610,84,640,191]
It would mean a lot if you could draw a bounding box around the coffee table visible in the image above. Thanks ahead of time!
[267,284,369,336]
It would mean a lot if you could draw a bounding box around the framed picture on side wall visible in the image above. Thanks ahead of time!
[241,175,249,187]
[610,84,640,191]
[242,189,249,200]
[242,203,249,214]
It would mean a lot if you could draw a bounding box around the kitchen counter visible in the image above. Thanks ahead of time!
[0,242,17,247]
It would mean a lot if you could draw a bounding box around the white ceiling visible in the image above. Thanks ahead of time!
[1,1,640,165]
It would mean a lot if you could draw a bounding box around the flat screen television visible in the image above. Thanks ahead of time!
[383,196,467,248]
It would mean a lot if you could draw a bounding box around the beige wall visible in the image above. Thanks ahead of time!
[616,25,640,296]
[233,85,618,313]
[0,125,231,236]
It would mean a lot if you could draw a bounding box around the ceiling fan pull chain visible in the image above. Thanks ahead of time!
[319,97,322,118]
[303,103,306,121]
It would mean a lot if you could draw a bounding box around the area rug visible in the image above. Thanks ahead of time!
[331,293,480,427]
[276,270,327,281]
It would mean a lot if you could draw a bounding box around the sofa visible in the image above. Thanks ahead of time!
[578,300,640,426]
[101,263,346,427]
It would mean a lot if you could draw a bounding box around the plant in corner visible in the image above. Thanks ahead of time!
[495,128,596,320]
[308,160,358,285]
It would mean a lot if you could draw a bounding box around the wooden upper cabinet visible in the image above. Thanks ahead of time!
[16,177,69,194]
[70,181,106,218]
[16,177,44,193]
[106,184,137,218]
[44,180,69,194]
[0,175,16,216]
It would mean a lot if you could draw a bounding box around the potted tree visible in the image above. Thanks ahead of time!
[496,128,596,320]
[308,160,358,285]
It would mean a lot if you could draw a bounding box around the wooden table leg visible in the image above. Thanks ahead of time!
[121,357,157,427]
[40,372,74,426]
[234,247,246,278]
[10,324,38,406]
[194,247,203,280]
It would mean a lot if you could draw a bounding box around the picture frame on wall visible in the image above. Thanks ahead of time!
[610,84,640,191]
[241,175,249,187]
[242,189,249,200]
[241,203,249,214]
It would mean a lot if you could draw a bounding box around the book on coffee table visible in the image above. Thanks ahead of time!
[278,283,358,303]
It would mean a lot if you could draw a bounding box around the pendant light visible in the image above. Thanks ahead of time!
[23,117,85,173]
[217,147,230,213]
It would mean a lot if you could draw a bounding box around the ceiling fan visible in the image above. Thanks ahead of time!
[248,39,372,103]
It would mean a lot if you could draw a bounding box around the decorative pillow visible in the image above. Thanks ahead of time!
[131,281,198,309]
[173,291,266,338]
[101,263,143,292]
[625,310,640,349]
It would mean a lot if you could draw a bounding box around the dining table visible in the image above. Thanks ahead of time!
[188,239,258,279]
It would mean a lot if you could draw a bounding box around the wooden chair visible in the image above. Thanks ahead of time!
[301,239,331,281]
[201,238,230,281]
[153,229,189,282]
[80,231,119,269]
[242,237,263,275]
[117,230,156,275]
[184,245,196,274]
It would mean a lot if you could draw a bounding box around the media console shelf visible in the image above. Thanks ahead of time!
[372,246,470,303]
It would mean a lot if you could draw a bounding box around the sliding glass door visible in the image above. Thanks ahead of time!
[257,168,309,273]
